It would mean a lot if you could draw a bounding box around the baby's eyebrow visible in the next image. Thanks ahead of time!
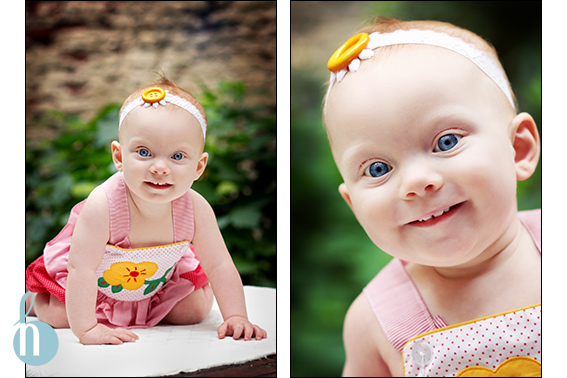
[341,143,380,171]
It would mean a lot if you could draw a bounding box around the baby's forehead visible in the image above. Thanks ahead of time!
[345,44,481,84]
[327,45,487,112]
[119,106,205,147]
[340,44,512,106]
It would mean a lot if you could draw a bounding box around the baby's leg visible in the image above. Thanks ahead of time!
[27,292,69,328]
[161,284,213,325]
[25,293,36,316]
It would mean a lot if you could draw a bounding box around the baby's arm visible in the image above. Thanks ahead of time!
[191,190,267,341]
[342,293,393,377]
[66,186,138,345]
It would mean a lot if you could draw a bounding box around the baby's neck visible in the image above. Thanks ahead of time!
[125,187,176,248]
[125,187,173,219]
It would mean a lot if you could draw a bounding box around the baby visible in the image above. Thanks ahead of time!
[26,77,267,345]
[323,19,541,376]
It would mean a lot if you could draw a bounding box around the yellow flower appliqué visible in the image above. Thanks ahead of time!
[102,261,158,291]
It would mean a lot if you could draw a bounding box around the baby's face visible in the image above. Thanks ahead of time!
[115,105,207,204]
[325,46,519,267]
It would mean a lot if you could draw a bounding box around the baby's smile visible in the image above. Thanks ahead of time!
[406,202,465,227]
[145,180,173,190]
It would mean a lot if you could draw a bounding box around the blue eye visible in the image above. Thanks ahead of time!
[365,162,391,178]
[172,152,185,161]
[436,134,461,152]
[138,148,150,157]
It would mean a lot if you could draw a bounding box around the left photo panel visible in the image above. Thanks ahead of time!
[24,1,276,376]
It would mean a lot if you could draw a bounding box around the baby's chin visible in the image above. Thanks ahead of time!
[382,242,481,269]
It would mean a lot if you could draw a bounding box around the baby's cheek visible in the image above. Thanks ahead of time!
[352,198,400,252]
[461,150,517,212]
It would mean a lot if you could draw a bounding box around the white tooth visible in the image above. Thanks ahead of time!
[433,210,444,218]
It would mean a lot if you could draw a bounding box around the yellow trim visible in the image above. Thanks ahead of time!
[106,240,190,252]
[404,303,540,348]
[401,303,541,376]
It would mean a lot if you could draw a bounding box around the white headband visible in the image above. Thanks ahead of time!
[119,88,207,139]
[326,29,515,110]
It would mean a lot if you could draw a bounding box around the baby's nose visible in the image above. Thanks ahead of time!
[399,161,444,200]
[150,159,170,175]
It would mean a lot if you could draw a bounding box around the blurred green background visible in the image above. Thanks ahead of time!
[290,1,541,376]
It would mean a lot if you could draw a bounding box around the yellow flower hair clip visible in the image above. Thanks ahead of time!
[327,33,372,75]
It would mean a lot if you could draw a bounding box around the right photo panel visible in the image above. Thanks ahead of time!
[291,1,541,377]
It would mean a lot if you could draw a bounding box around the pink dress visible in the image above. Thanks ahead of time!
[363,209,541,376]
[26,172,209,328]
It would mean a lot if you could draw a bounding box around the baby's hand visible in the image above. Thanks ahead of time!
[79,323,139,345]
[217,316,267,341]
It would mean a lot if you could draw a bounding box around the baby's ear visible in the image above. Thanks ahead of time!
[511,112,540,181]
[194,152,209,180]
[339,183,354,210]
[111,141,123,172]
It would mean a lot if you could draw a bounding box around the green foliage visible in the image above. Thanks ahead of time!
[26,81,276,288]
[194,81,277,287]
[26,105,120,265]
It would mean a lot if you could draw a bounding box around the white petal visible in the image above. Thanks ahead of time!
[348,58,360,72]
[359,49,374,60]
[144,102,151,108]
[336,69,347,82]
[152,102,159,109]
[159,100,167,106]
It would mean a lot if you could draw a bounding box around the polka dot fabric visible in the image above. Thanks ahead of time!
[95,241,199,302]
[403,305,541,377]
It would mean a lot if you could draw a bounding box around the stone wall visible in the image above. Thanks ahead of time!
[26,1,276,126]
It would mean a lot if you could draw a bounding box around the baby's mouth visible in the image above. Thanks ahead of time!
[408,202,464,226]
[145,181,172,189]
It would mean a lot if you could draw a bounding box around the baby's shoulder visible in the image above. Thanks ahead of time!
[188,189,214,215]
[346,293,390,339]
[70,184,110,245]
[344,293,383,339]
[343,293,400,375]
[79,185,110,222]
[187,189,222,243]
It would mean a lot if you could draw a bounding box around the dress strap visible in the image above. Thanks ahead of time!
[363,258,447,352]
[518,209,541,253]
[172,190,195,242]
[102,172,130,246]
